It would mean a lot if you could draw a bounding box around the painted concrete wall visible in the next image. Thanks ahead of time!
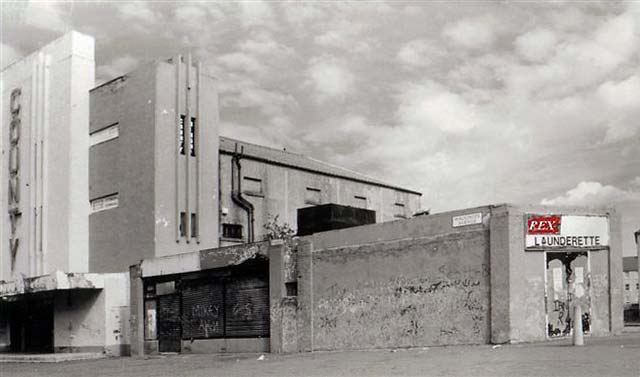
[53,273,129,355]
[219,152,421,244]
[89,64,157,273]
[153,59,219,257]
[54,290,105,353]
[1,31,94,280]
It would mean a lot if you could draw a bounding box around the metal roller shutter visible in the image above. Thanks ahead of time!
[224,275,270,338]
[157,294,181,352]
[182,280,225,339]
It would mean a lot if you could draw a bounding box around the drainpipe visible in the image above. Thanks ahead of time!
[231,144,255,243]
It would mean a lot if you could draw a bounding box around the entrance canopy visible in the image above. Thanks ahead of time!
[0,271,104,300]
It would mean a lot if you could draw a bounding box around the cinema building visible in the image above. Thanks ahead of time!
[1,31,420,354]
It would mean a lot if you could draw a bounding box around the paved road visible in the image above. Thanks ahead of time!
[2,333,639,377]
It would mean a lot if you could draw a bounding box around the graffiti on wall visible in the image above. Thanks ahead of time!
[314,255,490,350]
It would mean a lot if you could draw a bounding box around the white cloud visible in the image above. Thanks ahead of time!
[396,82,477,134]
[238,33,292,57]
[541,181,640,206]
[217,52,266,75]
[238,1,276,29]
[305,56,355,101]
[96,55,140,81]
[23,2,68,32]
[220,79,297,118]
[597,75,640,109]
[175,5,208,24]
[514,28,558,63]
[116,2,159,24]
[442,16,497,50]
[396,39,447,68]
[1,43,22,70]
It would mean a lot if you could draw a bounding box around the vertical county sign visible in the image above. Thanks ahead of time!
[8,88,22,268]
[525,215,609,249]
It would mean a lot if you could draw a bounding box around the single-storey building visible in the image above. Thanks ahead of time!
[129,203,623,355]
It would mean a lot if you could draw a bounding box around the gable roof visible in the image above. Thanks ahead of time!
[219,136,421,195]
[623,256,638,272]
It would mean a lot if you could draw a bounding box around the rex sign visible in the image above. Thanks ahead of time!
[525,215,609,249]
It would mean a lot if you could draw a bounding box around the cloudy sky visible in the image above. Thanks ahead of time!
[2,1,639,254]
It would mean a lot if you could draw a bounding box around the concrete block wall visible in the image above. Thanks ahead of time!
[294,206,492,351]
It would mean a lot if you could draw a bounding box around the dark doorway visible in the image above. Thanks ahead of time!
[157,293,182,352]
[545,251,590,338]
[7,296,54,353]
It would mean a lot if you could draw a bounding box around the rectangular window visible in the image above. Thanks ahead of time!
[354,195,367,209]
[90,193,119,214]
[179,212,187,237]
[222,223,243,239]
[90,123,119,146]
[179,115,186,155]
[243,176,263,196]
[636,283,639,290]
[191,213,197,238]
[394,202,406,219]
[189,117,196,157]
[305,187,322,205]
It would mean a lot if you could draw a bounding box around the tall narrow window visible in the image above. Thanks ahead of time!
[179,115,186,155]
[179,212,187,237]
[189,117,196,157]
[191,213,197,238]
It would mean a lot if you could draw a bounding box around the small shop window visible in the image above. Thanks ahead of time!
[223,223,243,239]
[305,187,322,205]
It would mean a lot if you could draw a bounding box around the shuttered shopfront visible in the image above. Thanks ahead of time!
[147,260,269,351]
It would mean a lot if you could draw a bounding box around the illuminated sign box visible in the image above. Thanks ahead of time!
[525,214,609,249]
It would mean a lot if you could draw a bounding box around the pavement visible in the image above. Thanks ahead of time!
[0,352,105,363]
[1,332,639,377]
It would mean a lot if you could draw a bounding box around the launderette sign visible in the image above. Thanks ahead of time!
[525,214,609,249]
